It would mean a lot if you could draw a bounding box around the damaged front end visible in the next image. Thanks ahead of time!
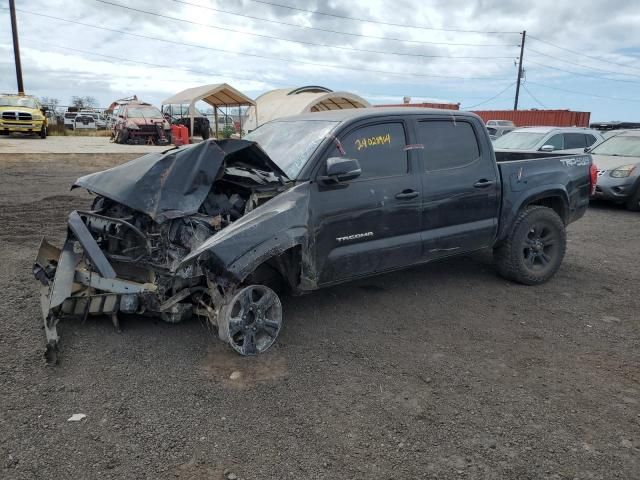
[34,139,298,363]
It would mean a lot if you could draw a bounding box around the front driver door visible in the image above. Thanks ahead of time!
[311,119,422,285]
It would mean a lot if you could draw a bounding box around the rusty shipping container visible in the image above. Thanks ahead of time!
[376,102,460,111]
[470,109,590,127]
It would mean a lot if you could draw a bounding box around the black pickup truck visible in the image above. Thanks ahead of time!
[34,108,597,361]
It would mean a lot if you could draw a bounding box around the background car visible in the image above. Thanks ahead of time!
[487,125,515,141]
[590,130,640,211]
[112,101,171,144]
[0,94,48,138]
[162,104,211,140]
[79,110,107,129]
[493,127,603,154]
[487,119,516,128]
[73,114,97,130]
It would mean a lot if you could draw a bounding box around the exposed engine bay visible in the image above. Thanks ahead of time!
[34,139,294,362]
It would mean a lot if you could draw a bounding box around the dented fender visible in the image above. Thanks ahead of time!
[180,182,312,283]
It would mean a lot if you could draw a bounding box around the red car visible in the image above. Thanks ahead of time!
[112,102,171,145]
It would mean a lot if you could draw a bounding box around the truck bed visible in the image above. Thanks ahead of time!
[495,151,593,241]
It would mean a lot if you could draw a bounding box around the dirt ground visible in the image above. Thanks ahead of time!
[1,154,639,480]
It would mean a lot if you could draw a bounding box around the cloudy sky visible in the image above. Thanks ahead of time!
[1,0,639,120]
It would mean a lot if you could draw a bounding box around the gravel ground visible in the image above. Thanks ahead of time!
[1,154,639,479]
[0,135,167,155]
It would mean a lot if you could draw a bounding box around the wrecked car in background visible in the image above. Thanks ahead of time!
[112,101,171,145]
[34,108,595,363]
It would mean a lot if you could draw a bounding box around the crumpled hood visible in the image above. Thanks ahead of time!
[73,139,288,222]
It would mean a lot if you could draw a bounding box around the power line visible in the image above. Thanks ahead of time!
[526,59,640,85]
[92,1,516,60]
[246,0,520,34]
[8,8,513,82]
[171,0,518,48]
[526,81,640,102]
[521,83,548,108]
[4,40,500,106]
[462,83,516,109]
[16,39,281,86]
[528,35,640,73]
[527,47,640,79]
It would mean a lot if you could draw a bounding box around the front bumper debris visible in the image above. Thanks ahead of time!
[33,212,159,363]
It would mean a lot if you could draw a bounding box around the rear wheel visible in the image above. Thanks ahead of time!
[218,285,282,356]
[625,185,640,211]
[494,206,566,285]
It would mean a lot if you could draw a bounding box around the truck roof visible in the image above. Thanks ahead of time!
[276,107,479,123]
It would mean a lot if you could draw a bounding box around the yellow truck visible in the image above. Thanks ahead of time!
[0,94,48,138]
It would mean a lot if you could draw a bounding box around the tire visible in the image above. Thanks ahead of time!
[494,205,566,285]
[40,126,47,139]
[625,185,640,211]
[218,284,283,356]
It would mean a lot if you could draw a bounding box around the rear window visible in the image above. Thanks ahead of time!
[417,121,480,171]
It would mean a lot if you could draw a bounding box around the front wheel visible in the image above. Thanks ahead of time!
[494,206,566,285]
[218,285,283,356]
[40,126,47,139]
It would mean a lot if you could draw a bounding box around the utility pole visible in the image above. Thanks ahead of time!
[9,0,25,94]
[513,30,526,110]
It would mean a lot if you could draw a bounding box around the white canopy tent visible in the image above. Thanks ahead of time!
[161,83,256,140]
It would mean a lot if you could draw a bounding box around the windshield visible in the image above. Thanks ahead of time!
[493,132,546,150]
[591,135,640,157]
[0,96,38,109]
[244,120,339,178]
[126,106,163,118]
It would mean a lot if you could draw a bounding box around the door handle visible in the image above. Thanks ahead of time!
[473,179,494,189]
[395,189,419,200]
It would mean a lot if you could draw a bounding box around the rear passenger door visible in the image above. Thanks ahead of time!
[417,118,500,259]
[312,119,422,284]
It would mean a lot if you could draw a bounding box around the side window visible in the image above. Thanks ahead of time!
[585,134,598,147]
[545,134,564,150]
[564,133,587,149]
[338,122,408,180]
[487,127,497,135]
[417,120,480,171]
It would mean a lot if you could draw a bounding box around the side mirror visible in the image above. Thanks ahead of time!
[41,106,48,113]
[540,145,555,152]
[321,157,361,184]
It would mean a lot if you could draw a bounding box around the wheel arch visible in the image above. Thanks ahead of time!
[498,187,570,243]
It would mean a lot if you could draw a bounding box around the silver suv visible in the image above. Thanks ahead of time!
[590,130,640,211]
[493,127,603,154]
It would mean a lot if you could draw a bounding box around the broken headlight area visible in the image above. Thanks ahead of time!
[34,139,290,363]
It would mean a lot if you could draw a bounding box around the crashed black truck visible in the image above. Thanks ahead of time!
[33,108,597,363]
